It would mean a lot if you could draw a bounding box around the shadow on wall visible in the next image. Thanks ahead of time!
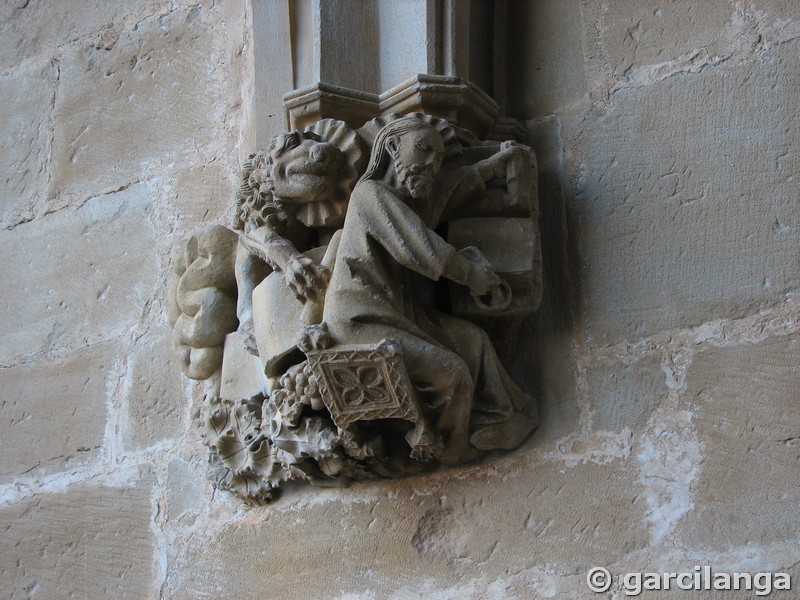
[505,114,580,446]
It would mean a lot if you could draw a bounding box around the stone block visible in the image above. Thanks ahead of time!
[448,218,536,274]
[599,2,735,77]
[166,457,648,597]
[220,332,268,402]
[448,217,540,317]
[755,0,800,45]
[529,116,573,328]
[124,325,185,451]
[504,315,579,445]
[575,39,800,344]
[165,458,207,525]
[675,335,800,549]
[0,341,117,483]
[375,0,429,92]
[587,353,667,433]
[0,473,157,599]
[503,118,578,446]
[0,58,55,227]
[507,0,588,117]
[0,0,158,70]
[0,183,160,359]
[50,6,227,203]
[169,162,237,234]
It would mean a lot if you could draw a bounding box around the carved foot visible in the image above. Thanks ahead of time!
[438,442,481,465]
[406,421,443,462]
[469,414,539,451]
[297,322,333,352]
[339,426,385,461]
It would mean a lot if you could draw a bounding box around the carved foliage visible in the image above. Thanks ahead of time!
[199,395,294,504]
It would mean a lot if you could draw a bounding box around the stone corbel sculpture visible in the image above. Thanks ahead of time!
[169,113,542,503]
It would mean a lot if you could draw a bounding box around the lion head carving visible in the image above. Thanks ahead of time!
[233,119,365,231]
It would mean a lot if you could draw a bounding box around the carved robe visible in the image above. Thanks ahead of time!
[323,177,536,463]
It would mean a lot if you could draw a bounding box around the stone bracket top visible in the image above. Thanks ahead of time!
[283,74,523,141]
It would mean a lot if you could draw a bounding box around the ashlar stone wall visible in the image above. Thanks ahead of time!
[1,1,798,599]
[0,1,251,597]
[507,0,800,597]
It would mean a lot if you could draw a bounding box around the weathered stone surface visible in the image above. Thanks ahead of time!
[624,580,783,599]
[124,325,184,451]
[50,6,227,204]
[508,0,587,116]
[609,541,800,598]
[507,315,579,445]
[219,331,267,402]
[0,474,157,599]
[0,0,158,70]
[676,335,800,549]
[166,457,648,598]
[0,58,55,227]
[448,218,536,274]
[0,341,117,483]
[0,183,159,359]
[510,116,579,445]
[165,458,207,525]
[2,0,798,596]
[168,162,236,233]
[375,0,429,91]
[587,353,667,432]
[756,0,800,45]
[575,39,800,344]
[599,2,736,77]
[529,115,572,325]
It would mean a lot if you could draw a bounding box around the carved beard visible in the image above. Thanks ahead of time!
[395,159,435,200]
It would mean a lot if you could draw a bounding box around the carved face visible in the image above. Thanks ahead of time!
[269,131,344,204]
[387,127,445,200]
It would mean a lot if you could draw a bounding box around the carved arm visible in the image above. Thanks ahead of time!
[239,224,330,302]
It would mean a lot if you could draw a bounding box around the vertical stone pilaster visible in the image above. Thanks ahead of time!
[251,0,523,139]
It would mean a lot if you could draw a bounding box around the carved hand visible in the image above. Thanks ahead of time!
[454,246,502,296]
[283,255,330,302]
[468,261,502,296]
[473,141,527,181]
[473,280,513,312]
[493,140,528,175]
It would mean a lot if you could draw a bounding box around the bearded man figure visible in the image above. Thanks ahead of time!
[322,116,539,464]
